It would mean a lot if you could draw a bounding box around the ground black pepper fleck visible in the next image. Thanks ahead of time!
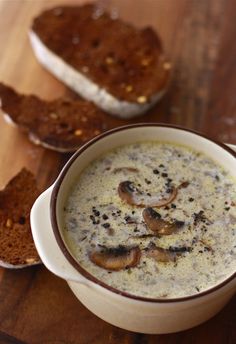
[89,214,100,225]
[90,215,95,221]
[162,173,168,178]
[153,169,159,174]
[193,210,206,225]
[188,197,194,202]
[102,214,109,220]
[102,223,110,228]
[171,204,176,209]
[93,209,100,216]
[145,178,152,184]
[192,237,198,244]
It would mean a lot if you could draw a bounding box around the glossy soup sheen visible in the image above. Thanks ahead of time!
[63,142,236,298]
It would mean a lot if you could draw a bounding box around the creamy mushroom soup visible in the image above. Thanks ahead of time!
[63,142,236,298]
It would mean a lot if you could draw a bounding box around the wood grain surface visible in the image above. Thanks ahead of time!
[0,0,235,343]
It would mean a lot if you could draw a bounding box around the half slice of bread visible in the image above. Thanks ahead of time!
[30,4,171,118]
[0,168,41,268]
[0,83,123,152]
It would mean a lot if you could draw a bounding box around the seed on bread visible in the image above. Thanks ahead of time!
[137,96,148,104]
[74,129,83,136]
[0,168,41,268]
[5,218,13,228]
[125,85,133,93]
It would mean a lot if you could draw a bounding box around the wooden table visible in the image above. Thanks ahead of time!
[0,0,235,343]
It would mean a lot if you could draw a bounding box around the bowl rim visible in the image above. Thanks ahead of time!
[50,123,236,303]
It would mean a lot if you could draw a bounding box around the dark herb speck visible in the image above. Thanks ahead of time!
[93,209,100,216]
[90,215,95,221]
[166,188,172,193]
[153,169,159,174]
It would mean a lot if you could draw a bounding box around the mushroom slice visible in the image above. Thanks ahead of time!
[143,207,185,235]
[146,243,177,262]
[178,181,190,189]
[113,167,139,174]
[89,245,141,271]
[118,181,177,207]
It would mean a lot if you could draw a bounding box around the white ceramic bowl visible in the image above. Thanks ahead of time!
[30,124,236,334]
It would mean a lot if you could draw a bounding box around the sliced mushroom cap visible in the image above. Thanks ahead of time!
[142,207,185,235]
[178,181,190,189]
[145,243,177,262]
[89,245,141,271]
[113,167,139,174]
[118,181,177,207]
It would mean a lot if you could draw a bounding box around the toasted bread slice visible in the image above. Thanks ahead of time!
[0,168,41,268]
[30,4,171,118]
[0,83,123,152]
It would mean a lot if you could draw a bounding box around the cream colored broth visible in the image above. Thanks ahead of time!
[63,142,236,298]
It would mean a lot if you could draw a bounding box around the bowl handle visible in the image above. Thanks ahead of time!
[30,186,88,285]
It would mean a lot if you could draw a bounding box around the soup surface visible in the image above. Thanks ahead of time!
[63,142,236,298]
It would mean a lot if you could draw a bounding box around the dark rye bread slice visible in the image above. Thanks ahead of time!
[0,83,123,152]
[30,4,171,118]
[0,168,40,268]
